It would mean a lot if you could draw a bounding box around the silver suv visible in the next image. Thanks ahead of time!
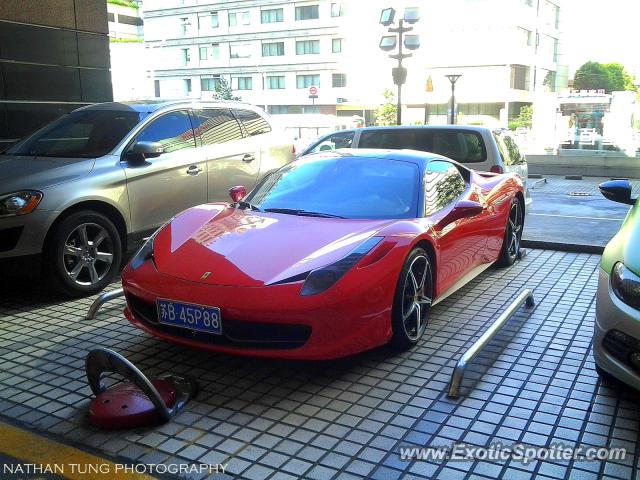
[0,100,294,296]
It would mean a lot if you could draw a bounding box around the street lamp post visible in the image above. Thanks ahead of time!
[446,74,462,125]
[379,7,420,126]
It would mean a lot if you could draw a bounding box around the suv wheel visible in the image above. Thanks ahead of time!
[45,211,122,297]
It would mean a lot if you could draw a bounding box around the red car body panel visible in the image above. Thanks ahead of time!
[122,155,524,360]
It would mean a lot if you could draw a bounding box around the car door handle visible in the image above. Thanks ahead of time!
[242,154,255,163]
[186,165,202,175]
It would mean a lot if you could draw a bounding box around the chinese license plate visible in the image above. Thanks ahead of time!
[156,299,222,335]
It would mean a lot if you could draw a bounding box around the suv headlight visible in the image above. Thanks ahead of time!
[611,262,640,309]
[131,228,161,270]
[300,237,383,296]
[0,191,43,217]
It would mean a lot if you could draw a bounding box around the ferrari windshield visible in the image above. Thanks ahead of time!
[247,156,419,219]
[8,109,144,158]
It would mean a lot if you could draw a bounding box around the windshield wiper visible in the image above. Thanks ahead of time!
[263,208,344,218]
[236,200,262,212]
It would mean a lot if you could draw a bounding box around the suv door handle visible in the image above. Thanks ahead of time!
[186,165,203,175]
[242,154,255,163]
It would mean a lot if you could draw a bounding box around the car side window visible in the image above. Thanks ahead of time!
[359,130,416,149]
[191,109,243,146]
[493,133,512,166]
[309,131,355,153]
[232,109,272,137]
[420,131,486,163]
[136,110,195,153]
[502,135,525,165]
[424,160,467,216]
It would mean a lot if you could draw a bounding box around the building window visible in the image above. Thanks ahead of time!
[267,76,285,89]
[211,12,219,28]
[182,48,190,65]
[297,74,320,89]
[331,2,345,17]
[553,38,559,62]
[211,43,220,59]
[518,27,532,46]
[332,73,346,88]
[510,65,530,91]
[295,5,319,20]
[230,44,251,59]
[523,0,533,5]
[229,11,250,26]
[261,8,283,23]
[184,79,192,94]
[296,40,320,55]
[332,38,342,53]
[199,47,208,61]
[180,17,189,35]
[262,42,285,57]
[201,77,221,91]
[236,77,253,90]
[154,79,160,98]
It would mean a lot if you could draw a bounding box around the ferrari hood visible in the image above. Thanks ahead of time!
[153,204,395,286]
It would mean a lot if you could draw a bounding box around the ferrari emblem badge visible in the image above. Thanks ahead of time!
[201,272,212,280]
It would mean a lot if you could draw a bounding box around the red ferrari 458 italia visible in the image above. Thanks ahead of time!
[122,150,524,360]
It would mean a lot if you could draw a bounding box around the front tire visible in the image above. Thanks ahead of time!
[390,248,433,350]
[496,198,523,267]
[44,211,122,297]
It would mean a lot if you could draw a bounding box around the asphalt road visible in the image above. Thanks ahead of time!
[523,176,638,249]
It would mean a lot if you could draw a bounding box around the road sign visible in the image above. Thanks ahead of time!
[309,86,318,96]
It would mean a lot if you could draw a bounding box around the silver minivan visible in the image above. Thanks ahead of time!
[0,100,294,296]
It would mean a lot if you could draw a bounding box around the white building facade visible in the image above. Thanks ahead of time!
[142,0,565,127]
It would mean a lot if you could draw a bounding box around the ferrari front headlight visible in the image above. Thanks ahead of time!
[300,237,383,296]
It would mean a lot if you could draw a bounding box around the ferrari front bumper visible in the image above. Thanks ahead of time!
[121,260,397,360]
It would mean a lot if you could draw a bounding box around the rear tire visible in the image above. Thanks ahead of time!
[44,211,122,297]
[595,364,623,387]
[496,198,523,267]
[390,248,433,350]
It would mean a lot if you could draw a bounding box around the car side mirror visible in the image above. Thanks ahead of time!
[600,180,636,205]
[126,141,163,163]
[444,200,483,224]
[229,185,247,203]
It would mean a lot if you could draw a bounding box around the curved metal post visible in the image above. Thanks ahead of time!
[448,289,535,398]
[85,287,125,320]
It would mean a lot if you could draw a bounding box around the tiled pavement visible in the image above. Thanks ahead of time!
[0,249,639,480]
[529,175,640,196]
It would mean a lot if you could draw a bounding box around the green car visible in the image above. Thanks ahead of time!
[594,180,640,388]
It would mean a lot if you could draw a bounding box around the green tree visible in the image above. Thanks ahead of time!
[508,105,533,130]
[603,63,636,92]
[214,77,241,101]
[573,61,637,93]
[375,89,398,126]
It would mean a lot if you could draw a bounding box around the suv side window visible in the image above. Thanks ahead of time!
[493,133,511,166]
[309,131,355,153]
[136,110,195,153]
[233,109,272,137]
[359,130,417,149]
[502,135,525,165]
[191,109,243,145]
[424,160,467,216]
